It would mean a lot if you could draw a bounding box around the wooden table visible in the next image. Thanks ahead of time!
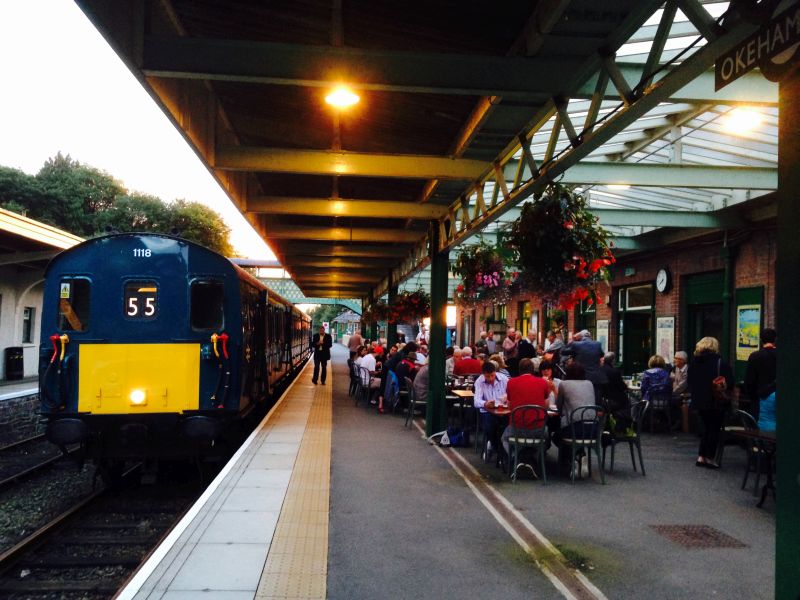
[451,389,474,399]
[731,429,776,507]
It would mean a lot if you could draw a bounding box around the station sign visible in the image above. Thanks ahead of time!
[715,0,800,90]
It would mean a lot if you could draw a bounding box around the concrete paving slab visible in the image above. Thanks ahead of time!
[199,510,280,544]
[169,542,269,591]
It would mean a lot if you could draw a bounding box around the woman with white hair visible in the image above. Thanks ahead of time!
[688,337,734,469]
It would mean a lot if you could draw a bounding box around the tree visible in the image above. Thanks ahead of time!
[308,304,348,328]
[0,166,42,213]
[169,200,234,256]
[35,152,125,236]
[94,192,171,234]
[0,154,238,256]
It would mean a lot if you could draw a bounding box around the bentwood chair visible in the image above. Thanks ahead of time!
[603,400,648,476]
[506,405,549,484]
[404,377,426,428]
[356,367,373,407]
[647,391,673,432]
[562,406,607,484]
[734,409,770,495]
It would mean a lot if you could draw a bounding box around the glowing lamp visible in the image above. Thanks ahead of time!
[129,389,147,406]
[325,86,360,109]
[723,108,763,134]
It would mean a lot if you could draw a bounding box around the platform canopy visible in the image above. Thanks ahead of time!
[76,0,777,300]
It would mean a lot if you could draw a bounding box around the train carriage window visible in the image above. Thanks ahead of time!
[125,280,159,321]
[191,280,224,330]
[58,278,90,331]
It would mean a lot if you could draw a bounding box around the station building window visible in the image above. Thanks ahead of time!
[58,278,90,332]
[516,301,531,336]
[573,298,596,339]
[191,280,224,330]
[617,284,654,374]
[22,307,35,344]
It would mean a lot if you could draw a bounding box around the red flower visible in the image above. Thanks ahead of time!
[564,221,575,230]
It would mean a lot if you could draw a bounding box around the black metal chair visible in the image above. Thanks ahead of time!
[355,366,373,407]
[506,405,549,484]
[647,391,673,432]
[404,377,426,428]
[561,405,607,484]
[603,400,648,476]
[347,359,360,397]
[734,409,770,495]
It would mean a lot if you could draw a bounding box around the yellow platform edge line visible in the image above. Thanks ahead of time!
[256,370,332,600]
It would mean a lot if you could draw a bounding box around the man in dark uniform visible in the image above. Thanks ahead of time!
[744,328,777,421]
[311,325,333,385]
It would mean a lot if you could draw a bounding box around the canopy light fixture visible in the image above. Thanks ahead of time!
[607,184,631,190]
[723,107,763,134]
[325,85,360,109]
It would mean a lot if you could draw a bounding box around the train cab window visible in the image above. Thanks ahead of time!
[125,280,159,321]
[58,278,90,331]
[191,280,224,330]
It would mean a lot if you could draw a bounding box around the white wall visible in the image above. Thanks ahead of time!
[0,266,45,379]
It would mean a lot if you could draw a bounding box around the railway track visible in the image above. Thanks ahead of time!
[0,464,201,599]
[0,434,79,492]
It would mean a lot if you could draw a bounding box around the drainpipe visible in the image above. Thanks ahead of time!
[721,231,735,362]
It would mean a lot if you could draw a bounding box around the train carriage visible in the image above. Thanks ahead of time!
[39,233,310,461]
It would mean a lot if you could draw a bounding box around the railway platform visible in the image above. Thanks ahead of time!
[119,344,775,599]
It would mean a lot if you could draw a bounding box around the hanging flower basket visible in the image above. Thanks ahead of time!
[388,289,431,324]
[452,240,518,307]
[509,184,615,309]
[361,300,389,323]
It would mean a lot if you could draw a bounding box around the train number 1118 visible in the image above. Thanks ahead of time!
[133,248,152,257]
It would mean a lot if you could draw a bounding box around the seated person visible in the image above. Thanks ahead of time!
[396,351,418,386]
[501,358,550,456]
[489,353,511,378]
[555,362,597,445]
[358,347,383,404]
[444,346,457,379]
[757,388,776,432]
[473,361,509,459]
[412,364,429,406]
[538,360,561,407]
[600,352,632,433]
[640,355,671,400]
[453,346,482,376]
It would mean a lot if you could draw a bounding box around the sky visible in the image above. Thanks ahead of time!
[0,0,276,260]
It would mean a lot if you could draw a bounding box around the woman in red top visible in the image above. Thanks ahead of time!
[502,358,550,458]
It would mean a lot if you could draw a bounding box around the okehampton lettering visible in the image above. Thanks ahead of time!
[719,6,800,84]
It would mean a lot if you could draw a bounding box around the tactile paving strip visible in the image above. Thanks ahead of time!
[650,525,747,548]
[256,377,331,599]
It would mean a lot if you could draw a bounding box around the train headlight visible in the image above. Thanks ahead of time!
[129,389,147,406]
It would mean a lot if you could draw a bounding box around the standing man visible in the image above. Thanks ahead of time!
[744,328,777,421]
[311,325,333,385]
[348,329,363,354]
[561,329,606,401]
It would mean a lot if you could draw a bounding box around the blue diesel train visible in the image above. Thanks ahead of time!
[39,233,311,461]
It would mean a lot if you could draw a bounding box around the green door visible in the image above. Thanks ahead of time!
[622,312,653,375]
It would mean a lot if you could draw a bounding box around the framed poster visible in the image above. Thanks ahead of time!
[736,304,762,361]
[596,320,609,353]
[656,317,675,362]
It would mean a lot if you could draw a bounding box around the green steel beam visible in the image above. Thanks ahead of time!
[502,208,746,228]
[503,162,777,189]
[259,277,361,311]
[264,224,424,243]
[276,243,409,258]
[141,36,778,105]
[217,146,487,180]
[142,35,583,99]
[247,196,449,219]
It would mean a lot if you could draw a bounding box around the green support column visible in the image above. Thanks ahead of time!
[387,276,398,348]
[426,224,449,436]
[776,70,800,600]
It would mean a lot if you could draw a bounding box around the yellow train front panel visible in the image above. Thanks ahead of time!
[78,343,200,414]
